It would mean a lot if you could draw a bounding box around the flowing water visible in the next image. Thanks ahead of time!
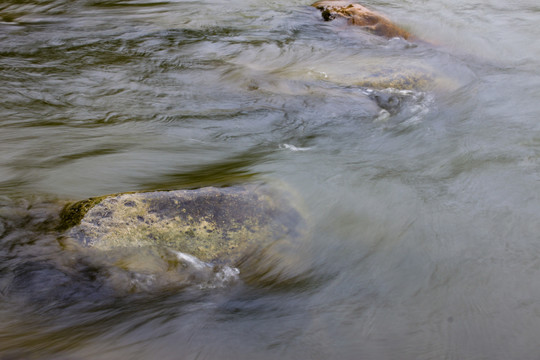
[2,0,540,358]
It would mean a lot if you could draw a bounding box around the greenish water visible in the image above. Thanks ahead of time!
[2,0,540,359]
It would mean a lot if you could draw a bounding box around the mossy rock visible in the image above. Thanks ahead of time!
[59,185,305,265]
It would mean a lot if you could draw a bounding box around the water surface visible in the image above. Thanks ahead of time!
[1,0,540,359]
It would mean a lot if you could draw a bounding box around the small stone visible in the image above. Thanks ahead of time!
[312,0,413,39]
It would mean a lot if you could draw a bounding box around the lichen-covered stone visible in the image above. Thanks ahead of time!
[354,65,433,90]
[60,185,305,265]
[312,0,412,39]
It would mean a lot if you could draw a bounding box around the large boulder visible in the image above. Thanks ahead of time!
[59,185,305,266]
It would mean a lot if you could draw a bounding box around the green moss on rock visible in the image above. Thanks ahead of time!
[58,195,109,231]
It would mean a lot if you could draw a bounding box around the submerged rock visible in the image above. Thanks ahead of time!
[59,185,305,265]
[312,0,412,40]
[7,260,114,308]
[308,2,463,92]
[353,65,435,91]
[283,60,460,94]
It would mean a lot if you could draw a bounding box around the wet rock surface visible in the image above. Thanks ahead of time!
[60,185,305,265]
[0,186,308,309]
[312,0,412,39]
[354,65,435,91]
[308,2,461,94]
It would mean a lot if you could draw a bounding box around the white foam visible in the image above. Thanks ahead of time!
[129,272,157,291]
[199,266,241,290]
[367,88,434,126]
[173,250,212,271]
[374,109,391,123]
[171,250,240,289]
[280,144,311,152]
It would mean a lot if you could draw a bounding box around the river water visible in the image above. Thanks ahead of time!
[1,0,540,359]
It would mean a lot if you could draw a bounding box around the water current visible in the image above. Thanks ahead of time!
[2,0,540,359]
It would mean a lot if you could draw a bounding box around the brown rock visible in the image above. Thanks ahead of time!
[312,0,412,40]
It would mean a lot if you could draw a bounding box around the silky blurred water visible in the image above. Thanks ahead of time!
[2,0,540,359]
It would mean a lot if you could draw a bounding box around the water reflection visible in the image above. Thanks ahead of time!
[138,148,266,190]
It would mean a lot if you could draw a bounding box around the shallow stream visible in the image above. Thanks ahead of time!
[2,0,540,359]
